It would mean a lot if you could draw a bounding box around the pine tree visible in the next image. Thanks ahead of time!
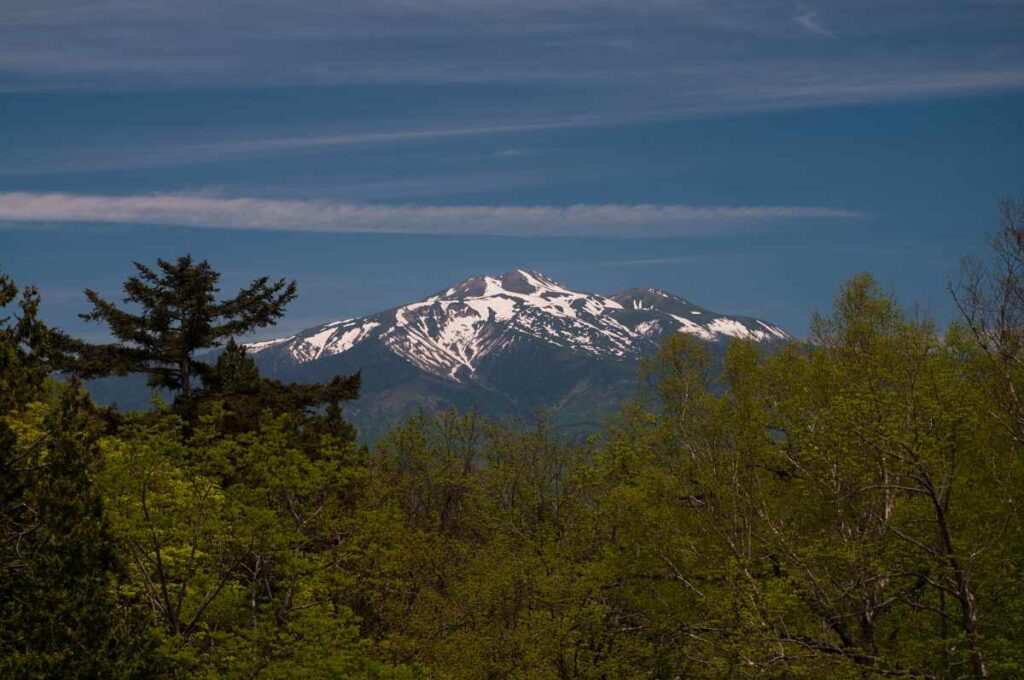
[0,274,65,410]
[201,338,361,440]
[74,255,297,401]
[0,270,158,677]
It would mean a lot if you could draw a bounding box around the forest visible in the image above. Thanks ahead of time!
[3,201,1024,679]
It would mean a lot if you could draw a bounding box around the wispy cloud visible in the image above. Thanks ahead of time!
[199,123,561,157]
[0,192,866,237]
[0,1,1020,115]
[5,63,1023,179]
[589,256,720,268]
[794,11,837,38]
[0,121,568,177]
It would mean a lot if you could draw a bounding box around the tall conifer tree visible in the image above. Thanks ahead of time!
[75,255,296,399]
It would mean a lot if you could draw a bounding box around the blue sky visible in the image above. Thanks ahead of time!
[2,0,1022,339]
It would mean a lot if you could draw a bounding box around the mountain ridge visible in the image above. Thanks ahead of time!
[234,269,791,439]
[244,268,790,382]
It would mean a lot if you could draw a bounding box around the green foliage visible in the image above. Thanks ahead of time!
[364,410,599,678]
[98,404,411,677]
[580,273,1024,678]
[0,270,157,678]
[0,273,60,410]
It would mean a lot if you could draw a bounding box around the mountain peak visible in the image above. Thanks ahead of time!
[497,268,559,294]
[611,287,695,312]
[245,271,792,384]
[444,269,571,299]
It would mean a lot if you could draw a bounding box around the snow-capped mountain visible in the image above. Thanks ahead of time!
[85,270,792,440]
[244,269,790,386]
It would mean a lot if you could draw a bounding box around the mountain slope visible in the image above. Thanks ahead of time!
[243,269,791,438]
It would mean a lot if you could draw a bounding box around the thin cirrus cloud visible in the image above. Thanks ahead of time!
[0,192,866,237]
[6,63,1023,179]
[794,11,837,38]
[1,1,1021,114]
[0,121,570,177]
[1,2,1021,183]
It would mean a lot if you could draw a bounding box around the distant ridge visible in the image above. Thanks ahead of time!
[246,269,789,381]
[237,269,791,438]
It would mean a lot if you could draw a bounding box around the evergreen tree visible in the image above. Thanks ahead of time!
[74,255,297,401]
[0,273,69,409]
[202,338,361,441]
[0,270,157,677]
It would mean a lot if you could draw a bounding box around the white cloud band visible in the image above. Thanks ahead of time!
[0,191,864,237]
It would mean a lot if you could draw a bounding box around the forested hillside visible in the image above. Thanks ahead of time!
[3,201,1024,678]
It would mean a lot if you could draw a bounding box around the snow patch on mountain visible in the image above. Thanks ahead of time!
[286,320,381,362]
[634,319,662,337]
[244,269,792,383]
[671,315,717,341]
[245,335,295,353]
